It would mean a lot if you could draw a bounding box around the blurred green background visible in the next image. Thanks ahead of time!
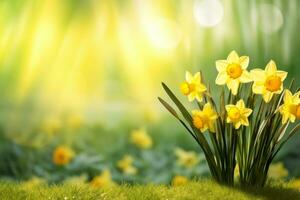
[0,0,299,186]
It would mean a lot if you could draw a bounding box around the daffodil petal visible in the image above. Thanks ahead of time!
[236,100,245,109]
[294,91,300,98]
[225,104,235,111]
[186,71,193,82]
[240,70,252,83]
[191,110,200,115]
[292,96,300,105]
[274,85,284,94]
[195,93,203,102]
[234,121,241,129]
[216,60,228,72]
[197,83,207,92]
[263,91,273,103]
[227,51,239,63]
[252,84,264,94]
[242,108,253,117]
[265,60,277,75]
[239,56,249,69]
[276,70,288,81]
[281,113,289,124]
[227,79,239,95]
[194,72,201,83]
[200,126,208,133]
[290,115,296,123]
[209,122,216,132]
[226,117,232,123]
[250,69,265,82]
[284,89,293,103]
[188,92,196,102]
[241,117,249,126]
[216,72,228,85]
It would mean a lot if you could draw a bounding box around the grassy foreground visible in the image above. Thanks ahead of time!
[0,180,300,200]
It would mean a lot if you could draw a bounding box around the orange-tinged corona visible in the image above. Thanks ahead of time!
[193,115,205,129]
[226,63,243,79]
[279,90,300,124]
[227,107,241,122]
[265,75,282,92]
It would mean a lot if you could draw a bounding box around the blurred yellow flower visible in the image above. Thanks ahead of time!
[279,90,300,124]
[290,179,300,190]
[64,174,88,185]
[172,175,188,186]
[117,155,137,175]
[53,146,74,166]
[215,51,252,95]
[192,103,218,133]
[226,99,252,129]
[268,162,288,179]
[250,60,287,103]
[91,169,116,188]
[67,114,83,130]
[42,117,62,135]
[234,165,240,178]
[130,128,153,149]
[180,71,207,102]
[23,177,46,189]
[175,148,199,168]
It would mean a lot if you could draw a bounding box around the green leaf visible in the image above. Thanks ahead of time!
[157,97,179,119]
[287,122,300,140]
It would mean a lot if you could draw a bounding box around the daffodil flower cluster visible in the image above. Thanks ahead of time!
[159,50,300,187]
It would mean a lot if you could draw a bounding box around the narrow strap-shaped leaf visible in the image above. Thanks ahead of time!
[275,123,289,143]
[158,97,198,141]
[272,122,300,160]
[161,82,219,176]
[220,88,225,120]
[287,122,300,140]
[253,118,269,146]
[288,78,295,90]
[158,97,179,119]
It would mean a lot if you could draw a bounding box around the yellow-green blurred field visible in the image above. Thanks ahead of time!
[0,0,300,195]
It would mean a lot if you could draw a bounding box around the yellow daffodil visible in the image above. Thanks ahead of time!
[23,177,46,189]
[42,117,62,135]
[226,100,252,129]
[268,162,288,179]
[175,148,199,168]
[192,103,218,133]
[215,51,252,95]
[234,165,240,178]
[172,175,188,186]
[90,169,116,188]
[117,155,137,175]
[290,179,300,190]
[53,146,74,166]
[130,128,153,149]
[250,60,287,103]
[180,71,207,102]
[64,174,88,185]
[67,114,83,130]
[279,90,300,124]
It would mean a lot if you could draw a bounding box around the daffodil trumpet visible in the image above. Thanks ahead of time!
[159,51,300,187]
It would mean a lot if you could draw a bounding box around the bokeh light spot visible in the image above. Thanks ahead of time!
[146,19,182,51]
[253,3,284,34]
[194,0,224,28]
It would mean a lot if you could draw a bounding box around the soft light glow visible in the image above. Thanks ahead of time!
[145,19,182,51]
[194,0,224,28]
[253,3,284,34]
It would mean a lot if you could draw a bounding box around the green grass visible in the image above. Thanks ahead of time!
[0,180,299,200]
